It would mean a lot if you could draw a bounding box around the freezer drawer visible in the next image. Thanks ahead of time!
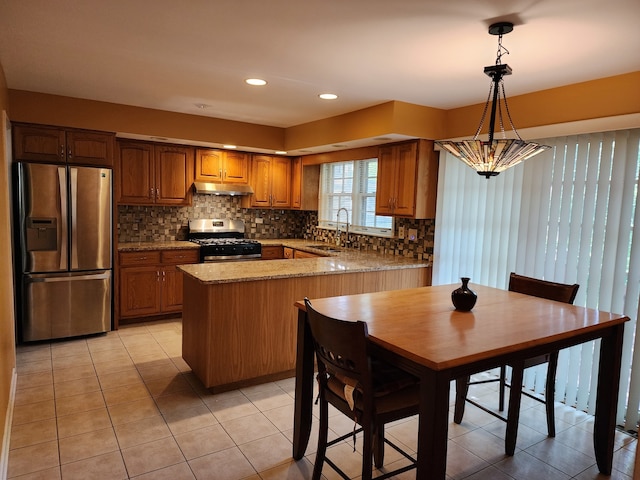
[22,271,111,341]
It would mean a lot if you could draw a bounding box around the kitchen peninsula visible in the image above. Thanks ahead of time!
[179,240,431,391]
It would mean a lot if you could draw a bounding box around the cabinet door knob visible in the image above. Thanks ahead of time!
[60,145,65,159]
[68,147,72,159]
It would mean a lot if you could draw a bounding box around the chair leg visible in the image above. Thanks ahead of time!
[499,365,507,412]
[454,376,470,424]
[312,397,329,480]
[505,363,524,456]
[373,422,384,468]
[362,422,374,480]
[545,352,558,437]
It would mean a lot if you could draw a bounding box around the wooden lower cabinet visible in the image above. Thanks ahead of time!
[261,245,284,260]
[182,266,430,390]
[119,249,199,320]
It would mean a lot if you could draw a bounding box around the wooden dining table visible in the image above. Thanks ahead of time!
[292,284,629,479]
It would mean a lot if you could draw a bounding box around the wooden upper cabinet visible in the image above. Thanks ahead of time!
[376,139,439,219]
[155,145,193,205]
[195,148,249,184]
[13,124,114,167]
[291,157,320,210]
[245,154,291,208]
[270,156,292,208]
[117,140,193,206]
[117,141,154,205]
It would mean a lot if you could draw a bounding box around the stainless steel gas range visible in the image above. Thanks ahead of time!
[188,218,261,262]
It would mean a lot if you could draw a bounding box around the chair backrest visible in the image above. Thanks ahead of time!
[508,272,579,304]
[304,297,373,398]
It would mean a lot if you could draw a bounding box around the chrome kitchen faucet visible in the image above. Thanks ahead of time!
[336,208,349,246]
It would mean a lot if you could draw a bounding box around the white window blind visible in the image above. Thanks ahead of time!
[434,129,640,431]
[318,159,393,236]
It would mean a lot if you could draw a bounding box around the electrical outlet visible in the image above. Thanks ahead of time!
[408,228,417,241]
[398,226,405,239]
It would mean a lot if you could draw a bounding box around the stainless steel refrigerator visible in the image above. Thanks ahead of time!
[15,162,112,341]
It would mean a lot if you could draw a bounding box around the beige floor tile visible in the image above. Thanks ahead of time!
[170,356,192,373]
[89,347,132,364]
[244,388,294,412]
[97,368,143,390]
[144,374,192,397]
[92,358,135,376]
[238,432,293,473]
[59,427,119,464]
[188,446,257,480]
[445,441,493,479]
[128,349,170,364]
[203,391,259,423]
[15,370,53,391]
[525,438,596,477]
[130,461,196,480]
[10,418,57,450]
[52,352,93,370]
[12,399,56,426]
[258,458,315,480]
[14,383,55,406]
[57,408,112,438]
[50,341,89,358]
[9,466,62,479]
[60,450,128,480]
[16,358,52,375]
[220,411,279,446]
[52,363,96,383]
[137,362,181,382]
[495,451,571,479]
[163,404,219,436]
[86,335,125,353]
[53,375,101,399]
[102,382,151,406]
[113,414,171,449]
[174,424,235,460]
[154,389,205,416]
[107,397,161,426]
[55,390,106,417]
[121,437,185,477]
[16,348,51,365]
[7,440,59,478]
[262,404,294,432]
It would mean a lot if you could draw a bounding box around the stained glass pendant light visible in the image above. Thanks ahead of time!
[436,22,550,178]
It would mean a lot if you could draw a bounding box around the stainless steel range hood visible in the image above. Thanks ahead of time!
[193,182,254,196]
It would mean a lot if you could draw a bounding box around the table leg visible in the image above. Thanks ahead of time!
[594,323,625,474]
[505,360,524,456]
[293,309,315,459]
[417,371,450,479]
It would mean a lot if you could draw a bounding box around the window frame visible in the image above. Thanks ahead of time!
[318,158,394,238]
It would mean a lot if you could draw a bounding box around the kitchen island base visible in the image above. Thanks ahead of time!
[181,267,429,390]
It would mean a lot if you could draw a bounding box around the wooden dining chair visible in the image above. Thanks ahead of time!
[304,297,419,480]
[454,272,579,455]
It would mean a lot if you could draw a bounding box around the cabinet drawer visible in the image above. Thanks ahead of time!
[119,251,161,266]
[261,245,283,260]
[161,249,200,264]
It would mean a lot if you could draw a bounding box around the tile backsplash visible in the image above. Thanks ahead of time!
[118,194,435,261]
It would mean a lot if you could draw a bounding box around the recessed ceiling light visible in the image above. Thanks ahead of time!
[223,145,237,149]
[275,150,287,155]
[246,78,267,86]
[319,93,338,100]
[194,103,211,109]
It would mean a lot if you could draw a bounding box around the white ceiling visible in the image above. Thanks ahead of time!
[0,0,639,132]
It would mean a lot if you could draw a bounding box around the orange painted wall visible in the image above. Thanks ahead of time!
[8,90,285,151]
[445,72,640,139]
[0,61,16,461]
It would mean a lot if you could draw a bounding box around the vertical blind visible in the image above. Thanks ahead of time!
[434,129,640,431]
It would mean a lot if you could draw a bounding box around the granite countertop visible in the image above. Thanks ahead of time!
[178,239,431,284]
[118,241,200,252]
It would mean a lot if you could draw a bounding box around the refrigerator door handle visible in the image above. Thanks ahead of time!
[58,166,68,270]
[29,272,111,283]
[70,167,78,269]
